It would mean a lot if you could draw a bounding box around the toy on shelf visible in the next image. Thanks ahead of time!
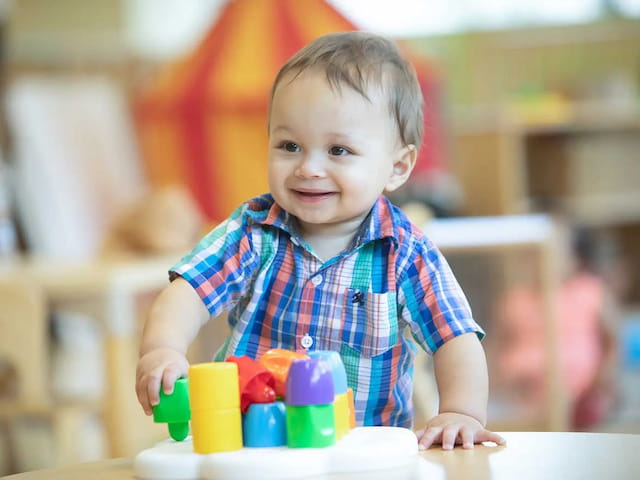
[136,348,420,480]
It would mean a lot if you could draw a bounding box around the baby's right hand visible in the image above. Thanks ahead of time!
[136,348,189,415]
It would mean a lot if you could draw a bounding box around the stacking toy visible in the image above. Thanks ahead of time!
[189,362,243,454]
[309,350,350,440]
[347,387,356,429]
[258,348,309,398]
[242,401,287,447]
[226,355,276,413]
[285,358,336,448]
[152,377,191,441]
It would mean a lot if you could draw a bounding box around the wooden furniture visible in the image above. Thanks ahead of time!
[0,255,178,459]
[3,432,639,479]
[420,431,640,480]
[0,279,92,469]
[0,279,48,417]
[0,279,50,472]
[451,111,640,304]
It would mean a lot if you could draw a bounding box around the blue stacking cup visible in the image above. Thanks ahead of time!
[308,350,348,394]
[242,401,287,447]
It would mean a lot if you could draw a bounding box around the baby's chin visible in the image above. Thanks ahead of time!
[298,212,371,234]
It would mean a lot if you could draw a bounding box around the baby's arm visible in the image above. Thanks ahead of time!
[416,332,506,450]
[135,277,209,415]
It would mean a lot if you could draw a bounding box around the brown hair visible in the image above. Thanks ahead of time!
[269,31,424,149]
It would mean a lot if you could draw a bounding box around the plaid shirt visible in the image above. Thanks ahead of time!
[171,194,483,427]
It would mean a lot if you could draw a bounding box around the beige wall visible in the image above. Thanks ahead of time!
[406,18,640,111]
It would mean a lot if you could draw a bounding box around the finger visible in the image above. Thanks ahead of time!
[478,430,507,446]
[441,425,459,450]
[460,427,475,449]
[135,378,152,416]
[146,369,163,408]
[417,427,442,450]
[162,365,182,395]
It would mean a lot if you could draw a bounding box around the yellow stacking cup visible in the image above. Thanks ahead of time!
[189,362,240,411]
[334,391,350,440]
[191,408,242,454]
[189,362,243,454]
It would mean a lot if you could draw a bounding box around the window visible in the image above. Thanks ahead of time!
[327,0,640,36]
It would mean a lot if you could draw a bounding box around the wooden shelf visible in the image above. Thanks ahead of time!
[450,102,640,303]
[452,108,640,218]
[451,103,640,136]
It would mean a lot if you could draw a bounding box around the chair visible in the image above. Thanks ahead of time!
[0,278,50,473]
[0,277,113,473]
[0,279,49,416]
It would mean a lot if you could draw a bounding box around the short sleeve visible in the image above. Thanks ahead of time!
[397,238,484,354]
[170,204,260,318]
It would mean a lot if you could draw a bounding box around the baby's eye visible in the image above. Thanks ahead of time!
[329,146,351,156]
[280,142,301,153]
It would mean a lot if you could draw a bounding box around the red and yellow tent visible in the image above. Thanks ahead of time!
[135,0,446,223]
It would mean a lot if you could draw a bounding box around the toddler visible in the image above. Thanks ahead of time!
[136,31,505,450]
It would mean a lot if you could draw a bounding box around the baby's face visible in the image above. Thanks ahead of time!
[268,70,409,238]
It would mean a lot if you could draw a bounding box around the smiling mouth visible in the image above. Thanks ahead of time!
[293,190,336,201]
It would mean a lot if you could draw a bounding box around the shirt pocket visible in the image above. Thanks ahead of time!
[341,288,399,358]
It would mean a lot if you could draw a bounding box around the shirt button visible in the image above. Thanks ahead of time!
[301,334,314,349]
[311,275,323,286]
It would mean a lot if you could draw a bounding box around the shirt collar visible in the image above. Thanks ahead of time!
[246,194,301,241]
[252,194,398,250]
[349,195,398,249]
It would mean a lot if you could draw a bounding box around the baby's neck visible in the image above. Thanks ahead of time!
[299,219,364,262]
[304,234,352,262]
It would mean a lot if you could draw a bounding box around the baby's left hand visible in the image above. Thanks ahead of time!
[415,412,506,450]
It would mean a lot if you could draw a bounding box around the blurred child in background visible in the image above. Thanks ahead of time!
[492,213,620,430]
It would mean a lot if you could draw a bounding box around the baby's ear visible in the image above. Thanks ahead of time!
[384,144,417,193]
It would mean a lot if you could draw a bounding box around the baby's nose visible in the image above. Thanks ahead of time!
[295,153,326,178]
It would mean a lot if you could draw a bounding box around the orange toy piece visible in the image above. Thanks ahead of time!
[347,387,356,429]
[226,356,276,413]
[258,349,310,398]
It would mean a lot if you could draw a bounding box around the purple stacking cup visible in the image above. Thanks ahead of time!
[286,358,335,406]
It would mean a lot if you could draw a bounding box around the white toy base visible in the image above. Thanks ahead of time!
[134,426,421,479]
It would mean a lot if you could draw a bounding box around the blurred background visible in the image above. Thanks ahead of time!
[0,0,639,474]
